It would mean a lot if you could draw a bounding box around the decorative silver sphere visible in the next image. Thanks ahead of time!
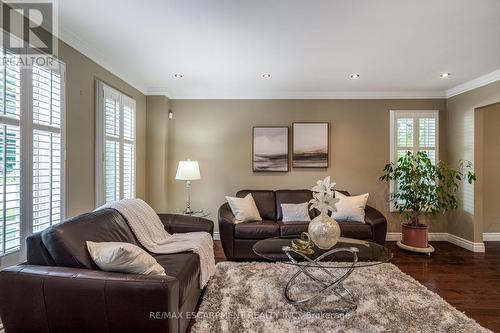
[308,213,341,249]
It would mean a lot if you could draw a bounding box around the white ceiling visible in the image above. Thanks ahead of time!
[58,0,500,99]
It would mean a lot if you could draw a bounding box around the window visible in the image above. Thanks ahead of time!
[390,110,439,164]
[389,110,439,210]
[95,81,136,206]
[0,49,65,260]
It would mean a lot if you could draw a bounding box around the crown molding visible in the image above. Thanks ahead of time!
[56,27,149,94]
[160,90,447,100]
[446,68,500,98]
[147,87,172,98]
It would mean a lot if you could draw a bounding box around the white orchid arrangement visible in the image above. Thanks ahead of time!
[309,176,339,215]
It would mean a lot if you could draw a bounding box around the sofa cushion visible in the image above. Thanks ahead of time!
[153,253,200,306]
[86,241,166,276]
[278,221,310,237]
[338,221,372,239]
[41,208,138,269]
[226,193,262,223]
[333,191,369,223]
[236,190,276,220]
[234,220,279,239]
[276,190,317,220]
[280,220,372,239]
[281,202,311,222]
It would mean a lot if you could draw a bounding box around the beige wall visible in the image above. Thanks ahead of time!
[165,99,446,233]
[479,103,500,233]
[56,33,500,243]
[146,96,171,211]
[446,81,500,242]
[59,40,147,218]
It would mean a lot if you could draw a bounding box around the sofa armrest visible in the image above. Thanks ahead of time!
[158,214,214,235]
[0,265,179,333]
[218,203,236,260]
[364,205,388,245]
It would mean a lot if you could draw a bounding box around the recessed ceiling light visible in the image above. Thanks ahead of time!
[350,73,360,79]
[262,73,271,78]
[440,73,451,78]
[174,74,183,78]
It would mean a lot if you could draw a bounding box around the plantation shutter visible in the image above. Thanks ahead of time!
[104,86,121,203]
[32,65,64,232]
[418,117,437,163]
[0,50,21,255]
[96,81,136,206]
[122,96,135,199]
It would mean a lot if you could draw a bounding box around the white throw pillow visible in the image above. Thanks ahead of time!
[225,193,262,224]
[86,241,166,276]
[281,202,311,222]
[333,191,369,223]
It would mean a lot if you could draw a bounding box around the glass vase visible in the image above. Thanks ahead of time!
[307,212,341,249]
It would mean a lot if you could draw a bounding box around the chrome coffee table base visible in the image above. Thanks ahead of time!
[282,246,360,313]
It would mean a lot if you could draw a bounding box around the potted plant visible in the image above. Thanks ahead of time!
[380,151,475,250]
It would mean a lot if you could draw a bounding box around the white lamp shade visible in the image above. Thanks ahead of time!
[176,160,201,180]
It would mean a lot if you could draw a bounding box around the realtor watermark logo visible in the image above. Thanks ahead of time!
[0,0,58,68]
[149,311,352,321]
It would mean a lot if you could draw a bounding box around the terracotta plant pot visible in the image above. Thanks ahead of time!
[401,222,429,248]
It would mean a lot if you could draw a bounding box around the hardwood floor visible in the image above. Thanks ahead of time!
[387,241,500,332]
[212,240,500,332]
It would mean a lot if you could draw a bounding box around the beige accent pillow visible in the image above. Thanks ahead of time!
[225,193,262,224]
[86,241,166,276]
[333,191,369,223]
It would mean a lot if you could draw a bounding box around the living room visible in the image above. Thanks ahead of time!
[0,1,499,332]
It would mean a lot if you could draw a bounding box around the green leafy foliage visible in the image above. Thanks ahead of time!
[379,151,476,226]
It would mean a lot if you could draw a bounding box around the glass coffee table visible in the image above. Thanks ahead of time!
[253,237,393,313]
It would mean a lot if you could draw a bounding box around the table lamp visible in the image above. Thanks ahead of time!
[175,160,201,214]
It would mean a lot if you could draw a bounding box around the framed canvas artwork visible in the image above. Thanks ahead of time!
[292,122,329,168]
[253,126,289,172]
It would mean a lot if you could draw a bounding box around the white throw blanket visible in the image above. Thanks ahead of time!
[98,199,215,288]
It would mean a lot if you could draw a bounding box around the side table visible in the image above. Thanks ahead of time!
[168,209,211,219]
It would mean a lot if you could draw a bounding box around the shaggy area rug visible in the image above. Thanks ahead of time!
[191,262,491,333]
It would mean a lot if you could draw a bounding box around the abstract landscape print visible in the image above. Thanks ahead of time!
[292,122,329,168]
[253,127,289,172]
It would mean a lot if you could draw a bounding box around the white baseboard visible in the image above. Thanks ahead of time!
[447,233,485,252]
[385,233,401,242]
[483,232,500,241]
[386,232,485,252]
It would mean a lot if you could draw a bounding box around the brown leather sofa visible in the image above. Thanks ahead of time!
[0,208,213,333]
[218,189,387,260]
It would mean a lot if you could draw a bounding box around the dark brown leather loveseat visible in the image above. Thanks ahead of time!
[0,208,213,333]
[218,189,387,260]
